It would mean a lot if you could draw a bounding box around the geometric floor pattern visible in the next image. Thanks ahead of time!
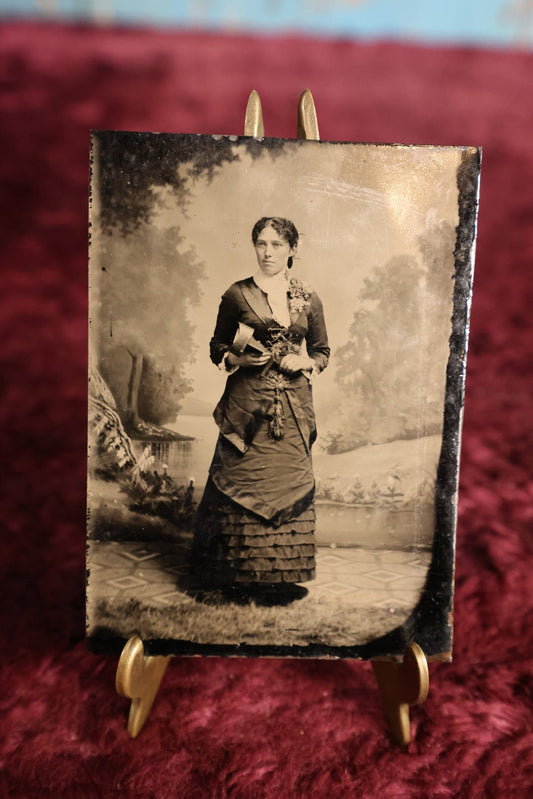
[88,541,431,615]
[311,548,431,613]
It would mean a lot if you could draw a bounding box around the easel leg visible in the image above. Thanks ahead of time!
[116,636,171,738]
[371,642,429,746]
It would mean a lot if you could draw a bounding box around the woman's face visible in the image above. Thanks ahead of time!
[254,224,296,277]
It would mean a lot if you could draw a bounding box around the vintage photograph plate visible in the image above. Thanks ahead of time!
[87,132,480,659]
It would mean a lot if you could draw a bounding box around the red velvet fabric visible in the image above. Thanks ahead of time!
[1,22,532,798]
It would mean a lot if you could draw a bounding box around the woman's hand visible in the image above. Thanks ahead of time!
[279,354,314,374]
[226,351,271,369]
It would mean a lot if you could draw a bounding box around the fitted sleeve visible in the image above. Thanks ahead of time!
[305,292,330,373]
[209,287,240,366]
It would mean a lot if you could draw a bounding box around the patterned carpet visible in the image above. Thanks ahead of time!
[88,540,431,617]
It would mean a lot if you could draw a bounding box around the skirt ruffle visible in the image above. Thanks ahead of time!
[191,478,316,585]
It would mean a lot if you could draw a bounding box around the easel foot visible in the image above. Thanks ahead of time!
[116,636,171,738]
[371,642,429,746]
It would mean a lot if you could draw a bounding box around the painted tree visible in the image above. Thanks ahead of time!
[95,131,238,235]
[96,222,203,438]
[326,220,456,452]
[92,132,237,439]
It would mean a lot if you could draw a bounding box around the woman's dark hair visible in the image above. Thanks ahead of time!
[251,217,299,250]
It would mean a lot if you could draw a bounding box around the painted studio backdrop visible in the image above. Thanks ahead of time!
[87,133,479,657]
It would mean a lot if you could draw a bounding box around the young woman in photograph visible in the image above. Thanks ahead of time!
[191,217,329,598]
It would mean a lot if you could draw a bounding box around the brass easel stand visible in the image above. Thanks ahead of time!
[115,91,429,743]
[371,642,429,746]
[115,636,170,739]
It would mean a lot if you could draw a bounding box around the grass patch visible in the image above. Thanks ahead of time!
[88,589,408,651]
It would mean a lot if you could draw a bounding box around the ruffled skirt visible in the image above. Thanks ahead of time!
[191,377,317,585]
[191,477,316,585]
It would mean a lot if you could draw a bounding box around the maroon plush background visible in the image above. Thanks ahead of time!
[1,22,532,798]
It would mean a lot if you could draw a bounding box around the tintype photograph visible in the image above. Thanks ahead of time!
[87,131,480,659]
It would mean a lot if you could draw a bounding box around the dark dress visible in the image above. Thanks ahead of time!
[191,276,329,585]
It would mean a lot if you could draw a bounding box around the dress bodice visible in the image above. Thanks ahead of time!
[209,277,329,374]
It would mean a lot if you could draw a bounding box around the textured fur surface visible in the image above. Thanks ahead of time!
[1,23,532,798]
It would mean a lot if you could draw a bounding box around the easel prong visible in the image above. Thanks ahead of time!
[297,89,320,141]
[244,90,264,138]
[116,636,171,738]
[371,642,429,746]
